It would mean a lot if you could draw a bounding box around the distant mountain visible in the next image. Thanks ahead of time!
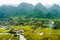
[45,4,60,18]
[0,5,17,18]
[49,4,60,10]
[17,2,33,17]
[0,3,60,19]
[27,3,47,18]
[34,3,47,11]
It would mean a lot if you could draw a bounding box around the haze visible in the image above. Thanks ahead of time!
[0,0,60,6]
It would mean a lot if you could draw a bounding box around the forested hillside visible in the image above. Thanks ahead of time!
[0,2,60,19]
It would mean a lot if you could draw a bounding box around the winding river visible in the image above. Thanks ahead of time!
[20,34,26,40]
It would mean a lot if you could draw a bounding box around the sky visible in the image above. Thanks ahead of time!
[0,0,60,6]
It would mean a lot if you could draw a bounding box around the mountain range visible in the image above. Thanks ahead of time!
[0,2,60,19]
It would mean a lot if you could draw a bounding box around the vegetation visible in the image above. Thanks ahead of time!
[0,2,60,40]
[0,3,60,19]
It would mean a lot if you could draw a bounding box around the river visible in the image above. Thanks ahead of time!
[20,34,26,40]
